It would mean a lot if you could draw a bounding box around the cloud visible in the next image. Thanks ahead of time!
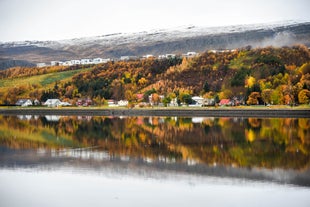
[255,31,298,48]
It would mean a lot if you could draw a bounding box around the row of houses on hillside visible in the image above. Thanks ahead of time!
[37,51,202,67]
[36,48,240,68]
[37,58,111,67]
[120,52,199,62]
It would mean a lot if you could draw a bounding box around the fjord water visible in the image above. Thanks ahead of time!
[0,115,309,207]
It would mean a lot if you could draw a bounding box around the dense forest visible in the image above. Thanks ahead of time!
[0,45,309,106]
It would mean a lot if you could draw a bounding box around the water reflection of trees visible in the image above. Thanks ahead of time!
[0,115,309,170]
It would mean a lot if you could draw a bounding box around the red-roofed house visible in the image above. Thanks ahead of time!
[219,99,231,106]
[136,94,144,100]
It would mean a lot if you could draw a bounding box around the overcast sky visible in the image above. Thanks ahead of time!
[0,0,309,42]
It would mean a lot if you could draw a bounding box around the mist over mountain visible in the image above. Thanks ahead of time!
[0,21,310,69]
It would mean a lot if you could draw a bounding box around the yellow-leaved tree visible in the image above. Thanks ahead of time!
[245,76,256,88]
[298,89,310,104]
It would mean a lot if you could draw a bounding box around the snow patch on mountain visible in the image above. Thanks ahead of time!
[2,20,306,49]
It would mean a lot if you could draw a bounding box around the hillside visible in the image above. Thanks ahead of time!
[0,45,309,106]
[1,22,310,69]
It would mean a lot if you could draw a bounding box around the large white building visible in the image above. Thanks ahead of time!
[81,59,93,65]
[71,60,81,65]
[37,63,47,67]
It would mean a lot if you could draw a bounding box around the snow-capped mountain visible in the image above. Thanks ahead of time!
[1,21,310,69]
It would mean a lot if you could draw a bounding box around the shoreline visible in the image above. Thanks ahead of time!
[0,107,309,118]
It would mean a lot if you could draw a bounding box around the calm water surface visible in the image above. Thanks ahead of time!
[0,115,309,206]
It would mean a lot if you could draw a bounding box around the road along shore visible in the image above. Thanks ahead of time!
[0,108,309,118]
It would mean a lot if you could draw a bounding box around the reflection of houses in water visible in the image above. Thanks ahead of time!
[45,115,61,122]
[51,148,111,161]
[17,115,40,120]
[48,147,196,166]
[77,116,92,121]
[17,115,33,120]
[148,117,165,125]
[192,117,215,123]
[51,148,113,161]
[192,117,204,123]
[158,156,176,164]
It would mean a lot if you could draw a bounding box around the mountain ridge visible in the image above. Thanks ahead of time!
[1,21,310,69]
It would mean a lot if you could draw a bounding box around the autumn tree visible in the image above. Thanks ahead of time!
[138,77,148,87]
[247,92,261,105]
[219,89,233,100]
[299,63,310,75]
[261,89,273,105]
[151,93,160,105]
[125,90,134,103]
[245,76,256,88]
[298,89,310,104]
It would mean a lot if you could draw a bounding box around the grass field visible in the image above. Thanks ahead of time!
[0,68,90,89]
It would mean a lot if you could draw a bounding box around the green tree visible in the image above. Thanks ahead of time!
[231,67,249,87]
[162,97,171,107]
[203,81,210,92]
[270,88,282,105]
[214,94,220,104]
[179,93,193,105]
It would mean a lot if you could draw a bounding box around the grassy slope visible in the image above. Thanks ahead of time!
[0,68,90,89]
[0,123,80,148]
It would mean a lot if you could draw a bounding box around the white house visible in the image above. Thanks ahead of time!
[143,54,154,59]
[191,96,204,106]
[107,100,117,107]
[209,50,218,54]
[17,115,33,120]
[51,61,59,66]
[118,100,128,107]
[60,102,71,106]
[93,58,104,64]
[165,54,176,58]
[45,115,61,122]
[58,61,64,66]
[33,99,40,106]
[102,58,111,63]
[120,56,138,61]
[37,63,47,67]
[169,98,178,107]
[16,99,33,107]
[44,99,62,107]
[187,52,197,56]
[63,61,73,66]
[120,56,130,61]
[203,98,215,106]
[71,60,81,65]
[159,54,176,59]
[81,59,93,65]
[92,58,111,64]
